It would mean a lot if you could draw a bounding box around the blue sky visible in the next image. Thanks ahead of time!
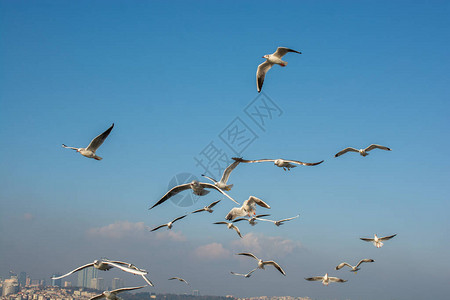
[1,1,449,299]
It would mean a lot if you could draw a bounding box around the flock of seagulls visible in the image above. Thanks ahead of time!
[55,46,397,295]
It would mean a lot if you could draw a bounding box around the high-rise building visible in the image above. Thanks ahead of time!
[2,278,19,296]
[18,272,26,287]
[111,278,124,290]
[51,274,62,287]
[90,278,104,291]
[77,267,97,288]
[64,281,72,288]
[25,276,31,286]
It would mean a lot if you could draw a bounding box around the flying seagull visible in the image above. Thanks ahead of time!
[335,259,374,273]
[236,253,286,276]
[230,268,258,278]
[305,273,347,285]
[62,123,114,160]
[89,286,146,300]
[232,214,271,226]
[233,157,323,171]
[225,196,270,220]
[191,200,221,214]
[168,277,190,286]
[102,259,153,286]
[335,144,391,157]
[214,222,243,238]
[256,47,302,92]
[258,215,300,226]
[149,215,187,232]
[202,159,241,191]
[360,234,397,248]
[150,180,239,210]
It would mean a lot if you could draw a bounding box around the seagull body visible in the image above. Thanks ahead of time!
[202,160,241,191]
[168,277,190,286]
[230,268,258,278]
[360,234,397,248]
[150,215,187,232]
[233,157,323,171]
[232,214,271,226]
[305,273,347,285]
[225,196,270,221]
[214,222,243,238]
[335,144,391,157]
[89,286,146,300]
[256,47,302,93]
[191,200,221,214]
[335,259,374,273]
[150,180,239,210]
[236,253,286,276]
[62,123,114,160]
[258,215,299,226]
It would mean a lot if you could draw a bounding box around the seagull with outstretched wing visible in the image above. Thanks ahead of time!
[214,222,243,238]
[360,233,397,248]
[230,268,258,278]
[305,273,347,285]
[335,144,391,157]
[233,157,323,171]
[89,286,146,300]
[168,277,190,286]
[335,259,374,273]
[232,214,270,226]
[257,215,299,226]
[149,215,187,232]
[202,159,241,191]
[236,253,286,276]
[190,200,221,214]
[225,196,270,220]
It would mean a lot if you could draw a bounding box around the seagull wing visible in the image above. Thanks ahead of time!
[264,261,286,276]
[220,160,241,184]
[226,207,245,220]
[214,222,229,225]
[230,272,245,276]
[111,286,146,294]
[248,196,271,209]
[236,253,259,261]
[150,224,168,232]
[231,224,243,238]
[191,208,206,214]
[86,123,114,152]
[273,47,302,58]
[89,294,105,300]
[329,277,347,283]
[201,174,217,184]
[105,262,147,276]
[171,214,188,223]
[278,215,300,223]
[305,276,323,281]
[200,182,239,204]
[360,237,375,242]
[150,183,192,209]
[141,275,154,286]
[283,159,324,166]
[256,61,274,93]
[52,263,94,279]
[335,262,352,270]
[232,218,248,223]
[207,200,221,209]
[255,214,271,218]
[238,158,275,163]
[365,144,391,152]
[62,144,78,150]
[335,147,359,157]
[356,259,374,268]
[379,234,397,241]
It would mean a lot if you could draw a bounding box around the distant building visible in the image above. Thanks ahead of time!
[52,274,62,287]
[77,267,97,288]
[90,278,104,291]
[193,290,200,296]
[25,276,31,286]
[64,281,72,287]
[2,278,19,296]
[18,272,27,287]
[111,278,124,290]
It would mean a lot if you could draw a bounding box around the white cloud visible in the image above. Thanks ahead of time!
[155,230,186,242]
[231,232,302,257]
[194,242,231,260]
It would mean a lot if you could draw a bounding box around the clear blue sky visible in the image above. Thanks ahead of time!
[1,1,449,299]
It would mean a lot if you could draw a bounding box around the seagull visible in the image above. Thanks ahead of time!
[191,200,221,214]
[89,286,146,300]
[305,273,347,285]
[230,268,258,278]
[52,259,153,286]
[232,214,271,226]
[149,180,239,210]
[256,47,302,93]
[62,123,114,160]
[236,253,286,276]
[257,215,300,226]
[150,215,187,232]
[214,222,243,238]
[335,144,391,157]
[168,277,190,286]
[202,159,241,191]
[233,157,323,171]
[225,196,270,221]
[360,234,397,248]
[335,259,374,273]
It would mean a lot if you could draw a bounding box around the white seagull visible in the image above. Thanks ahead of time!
[168,277,190,286]
[202,159,241,191]
[230,268,258,278]
[236,253,286,276]
[232,214,271,226]
[258,215,300,226]
[360,234,397,248]
[335,259,374,273]
[256,47,302,93]
[150,180,239,210]
[102,259,154,286]
[335,144,391,157]
[214,221,243,238]
[190,200,221,214]
[225,196,270,221]
[305,273,347,285]
[62,123,114,160]
[150,215,187,232]
[89,286,146,300]
[233,157,324,171]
